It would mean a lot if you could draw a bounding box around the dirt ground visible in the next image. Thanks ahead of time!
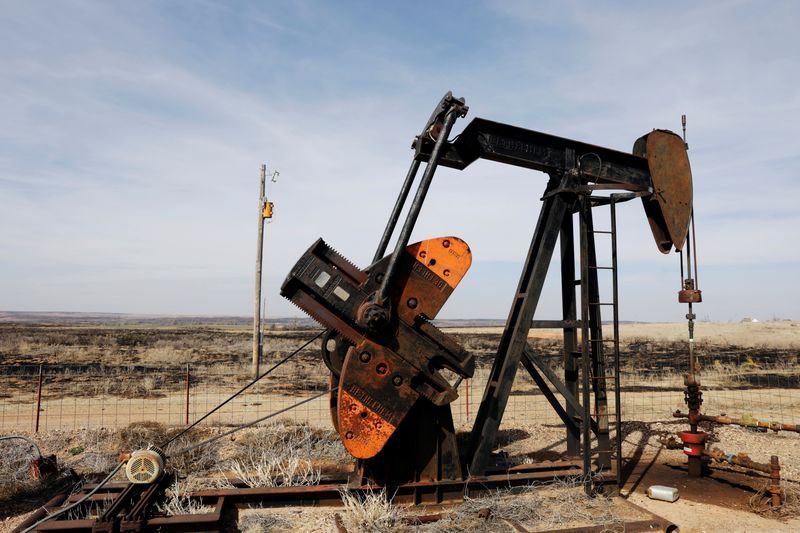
[1,320,799,532]
[3,419,799,532]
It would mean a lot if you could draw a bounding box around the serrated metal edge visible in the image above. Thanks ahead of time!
[317,241,366,283]
[321,241,361,270]
[284,294,362,347]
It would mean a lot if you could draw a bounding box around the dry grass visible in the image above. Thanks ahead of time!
[339,488,401,533]
[0,323,319,367]
[749,481,800,519]
[334,476,626,533]
[228,453,321,488]
[156,478,214,516]
[0,437,42,502]
[217,421,347,487]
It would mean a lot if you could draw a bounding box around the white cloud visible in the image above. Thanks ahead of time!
[0,1,797,320]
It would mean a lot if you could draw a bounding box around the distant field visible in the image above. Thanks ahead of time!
[0,319,797,426]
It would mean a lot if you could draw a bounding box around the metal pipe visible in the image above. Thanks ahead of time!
[377,107,460,304]
[660,435,777,476]
[579,195,592,492]
[465,378,470,420]
[185,363,190,425]
[691,210,699,288]
[770,455,782,508]
[373,159,422,263]
[706,447,773,474]
[673,410,800,433]
[34,364,43,433]
[10,493,67,533]
[610,196,622,484]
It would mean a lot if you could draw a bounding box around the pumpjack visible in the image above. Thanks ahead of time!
[281,92,694,492]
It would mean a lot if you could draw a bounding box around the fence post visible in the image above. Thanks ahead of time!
[35,364,43,433]
[185,363,190,425]
[465,378,470,420]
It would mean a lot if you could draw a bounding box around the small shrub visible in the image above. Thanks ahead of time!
[156,479,214,516]
[339,488,400,533]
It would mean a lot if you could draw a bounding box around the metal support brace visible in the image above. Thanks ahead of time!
[468,176,574,474]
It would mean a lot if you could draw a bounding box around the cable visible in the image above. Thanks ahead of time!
[161,329,324,448]
[21,462,125,533]
[0,435,42,459]
[168,388,336,457]
[578,152,603,176]
[23,330,326,531]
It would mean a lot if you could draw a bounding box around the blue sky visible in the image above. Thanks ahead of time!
[1,1,798,322]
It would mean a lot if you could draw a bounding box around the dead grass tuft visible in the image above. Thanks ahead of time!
[116,421,168,450]
[156,478,214,516]
[229,452,321,488]
[163,429,222,475]
[339,488,401,533]
[0,437,41,501]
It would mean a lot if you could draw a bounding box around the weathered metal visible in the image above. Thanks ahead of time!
[678,288,703,303]
[15,477,226,533]
[674,410,800,434]
[35,364,43,433]
[22,460,589,532]
[281,237,474,460]
[10,493,69,533]
[281,236,474,483]
[633,130,693,253]
[770,455,782,508]
[661,435,782,503]
[279,92,694,491]
[678,430,708,477]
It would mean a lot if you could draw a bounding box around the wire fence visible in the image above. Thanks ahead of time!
[2,348,798,433]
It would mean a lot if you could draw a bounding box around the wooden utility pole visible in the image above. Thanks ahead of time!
[252,164,267,378]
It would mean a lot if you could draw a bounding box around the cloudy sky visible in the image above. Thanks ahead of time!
[1,1,798,322]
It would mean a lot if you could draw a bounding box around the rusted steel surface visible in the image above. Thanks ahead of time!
[192,460,587,507]
[144,496,225,533]
[10,493,69,533]
[281,237,475,472]
[634,129,693,253]
[404,236,471,290]
[661,433,784,504]
[705,446,774,474]
[678,288,702,303]
[337,367,400,458]
[770,455,782,508]
[674,410,800,433]
[20,474,226,533]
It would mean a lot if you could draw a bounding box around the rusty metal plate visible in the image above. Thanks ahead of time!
[405,237,471,290]
[634,130,692,253]
[337,341,419,459]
